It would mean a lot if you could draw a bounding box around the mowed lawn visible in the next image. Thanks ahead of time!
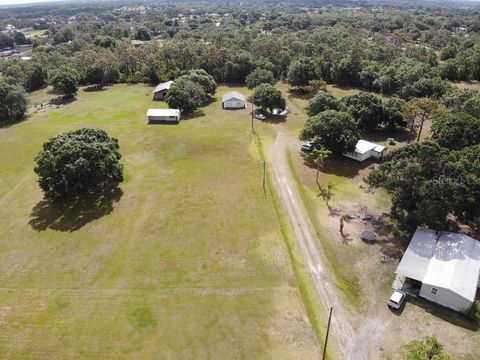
[0,85,320,358]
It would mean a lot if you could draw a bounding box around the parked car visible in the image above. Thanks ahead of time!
[255,113,267,120]
[272,108,288,116]
[387,290,406,310]
[387,138,396,145]
[301,141,314,152]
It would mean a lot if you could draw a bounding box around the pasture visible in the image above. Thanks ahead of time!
[0,85,320,358]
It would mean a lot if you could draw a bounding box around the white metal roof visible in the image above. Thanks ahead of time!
[153,81,174,94]
[396,228,480,301]
[222,91,246,102]
[390,291,404,303]
[355,140,384,154]
[373,144,385,153]
[147,109,180,117]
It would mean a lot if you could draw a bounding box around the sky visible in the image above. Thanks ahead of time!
[0,0,64,5]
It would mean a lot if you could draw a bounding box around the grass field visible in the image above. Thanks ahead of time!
[0,85,321,358]
[26,29,47,38]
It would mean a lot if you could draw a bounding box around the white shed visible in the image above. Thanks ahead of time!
[395,228,480,313]
[147,109,181,124]
[153,81,174,101]
[222,91,246,109]
[343,140,386,162]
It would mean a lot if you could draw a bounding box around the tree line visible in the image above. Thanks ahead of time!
[3,1,480,122]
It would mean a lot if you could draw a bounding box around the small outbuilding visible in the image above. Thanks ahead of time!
[222,91,246,109]
[343,140,386,162]
[147,109,181,124]
[131,40,145,47]
[394,227,480,313]
[153,80,174,101]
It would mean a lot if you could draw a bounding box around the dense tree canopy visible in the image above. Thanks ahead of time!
[224,52,256,84]
[165,77,207,114]
[366,140,480,229]
[134,27,151,41]
[300,110,360,155]
[0,81,28,123]
[462,94,480,118]
[246,68,274,89]
[403,98,440,142]
[34,128,123,199]
[383,97,406,128]
[183,69,217,96]
[50,68,79,97]
[82,58,119,87]
[431,112,480,150]
[307,91,340,117]
[0,33,13,49]
[251,83,286,113]
[287,57,317,88]
[343,92,385,131]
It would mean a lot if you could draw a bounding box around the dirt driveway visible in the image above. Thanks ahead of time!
[267,125,480,359]
[268,128,377,360]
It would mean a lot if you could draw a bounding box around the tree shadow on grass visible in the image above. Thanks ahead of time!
[301,153,376,178]
[365,128,412,144]
[370,214,411,260]
[259,114,287,124]
[83,85,109,92]
[408,297,479,331]
[50,95,76,106]
[29,187,123,232]
[181,109,206,121]
[0,116,27,129]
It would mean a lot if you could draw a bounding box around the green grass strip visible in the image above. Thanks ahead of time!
[285,151,361,309]
[254,133,334,360]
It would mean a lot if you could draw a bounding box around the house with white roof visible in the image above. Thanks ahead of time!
[394,228,480,313]
[222,91,246,109]
[153,80,174,101]
[343,139,386,162]
[147,109,181,124]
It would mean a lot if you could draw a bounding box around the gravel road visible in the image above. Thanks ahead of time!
[268,130,367,360]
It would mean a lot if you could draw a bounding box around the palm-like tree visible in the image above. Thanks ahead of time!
[318,182,336,211]
[308,147,332,190]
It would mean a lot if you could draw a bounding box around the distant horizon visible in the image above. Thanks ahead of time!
[1,0,480,7]
[0,0,61,5]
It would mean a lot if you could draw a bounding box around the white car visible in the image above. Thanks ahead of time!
[301,141,314,152]
[387,290,406,310]
[272,108,288,116]
[255,113,267,120]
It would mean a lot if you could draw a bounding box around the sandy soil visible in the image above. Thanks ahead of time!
[268,129,369,360]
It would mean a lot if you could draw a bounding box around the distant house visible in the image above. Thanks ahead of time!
[343,140,386,162]
[153,81,174,101]
[394,228,480,313]
[222,91,246,109]
[147,109,181,124]
[131,40,145,47]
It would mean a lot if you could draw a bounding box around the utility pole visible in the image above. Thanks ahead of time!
[251,101,255,134]
[322,307,333,360]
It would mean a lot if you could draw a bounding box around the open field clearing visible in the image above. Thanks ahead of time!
[0,84,321,358]
[25,29,47,38]
[275,87,480,359]
[451,80,480,90]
